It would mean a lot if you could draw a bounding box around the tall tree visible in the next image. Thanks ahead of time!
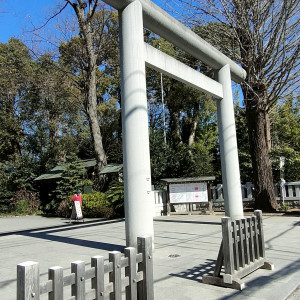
[61,1,119,177]
[168,0,299,210]
[0,39,33,160]
[23,53,84,170]
[270,95,300,182]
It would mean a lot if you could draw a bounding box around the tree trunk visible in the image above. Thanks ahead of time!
[188,119,198,146]
[73,2,107,177]
[244,92,278,211]
[86,65,107,175]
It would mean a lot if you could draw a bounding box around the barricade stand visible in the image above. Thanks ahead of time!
[203,210,274,290]
[69,201,84,223]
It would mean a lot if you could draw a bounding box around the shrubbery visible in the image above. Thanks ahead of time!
[57,191,115,219]
[82,192,114,218]
[10,189,40,215]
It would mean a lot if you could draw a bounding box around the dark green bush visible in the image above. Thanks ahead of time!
[82,192,113,218]
[57,197,73,218]
[105,181,124,217]
[11,189,40,215]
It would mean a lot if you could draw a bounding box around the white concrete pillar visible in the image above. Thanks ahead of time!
[119,0,154,248]
[216,64,244,220]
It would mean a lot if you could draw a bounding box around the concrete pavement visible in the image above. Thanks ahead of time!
[0,213,299,299]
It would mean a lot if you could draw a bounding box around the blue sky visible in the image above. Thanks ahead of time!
[0,0,167,44]
[0,0,62,43]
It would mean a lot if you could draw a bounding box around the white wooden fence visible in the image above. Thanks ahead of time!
[153,182,300,216]
[17,237,153,300]
[211,181,300,202]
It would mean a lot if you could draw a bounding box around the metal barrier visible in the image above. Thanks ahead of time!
[17,237,153,300]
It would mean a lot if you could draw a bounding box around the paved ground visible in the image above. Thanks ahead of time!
[0,213,299,299]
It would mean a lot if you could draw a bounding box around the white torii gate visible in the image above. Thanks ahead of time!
[102,0,246,248]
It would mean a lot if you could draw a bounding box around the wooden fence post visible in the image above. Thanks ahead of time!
[49,266,63,300]
[254,210,265,258]
[17,261,40,300]
[125,247,137,300]
[222,217,234,284]
[137,236,154,300]
[91,256,105,300]
[71,261,85,300]
[109,251,122,300]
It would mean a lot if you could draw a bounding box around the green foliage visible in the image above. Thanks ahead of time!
[105,181,124,217]
[270,97,300,182]
[0,190,13,214]
[55,156,86,200]
[56,198,73,218]
[82,192,113,218]
[280,203,289,212]
[11,189,40,215]
[235,105,253,183]
[98,99,122,163]
[47,156,86,213]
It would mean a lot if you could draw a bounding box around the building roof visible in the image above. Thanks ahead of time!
[161,177,215,184]
[34,159,122,181]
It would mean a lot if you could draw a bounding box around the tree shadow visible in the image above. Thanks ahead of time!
[169,259,220,283]
[18,219,125,252]
[154,219,220,226]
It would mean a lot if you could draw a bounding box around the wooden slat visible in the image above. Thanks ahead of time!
[121,256,129,268]
[253,216,260,259]
[105,262,113,273]
[85,267,95,280]
[247,217,255,262]
[295,185,300,197]
[136,253,143,264]
[242,218,250,265]
[232,221,240,270]
[49,266,63,300]
[63,274,75,286]
[17,261,40,300]
[254,210,265,258]
[91,256,105,300]
[288,185,293,197]
[39,280,52,294]
[85,290,96,300]
[136,271,143,283]
[125,247,137,300]
[104,282,114,294]
[71,261,85,300]
[222,217,234,277]
[137,236,154,300]
[234,258,265,279]
[213,241,224,277]
[109,251,122,300]
[237,220,245,268]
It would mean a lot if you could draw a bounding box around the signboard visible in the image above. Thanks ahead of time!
[70,201,84,221]
[169,182,208,203]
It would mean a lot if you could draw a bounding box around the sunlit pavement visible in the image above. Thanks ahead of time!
[0,213,299,299]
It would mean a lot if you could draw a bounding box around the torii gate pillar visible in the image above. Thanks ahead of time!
[119,1,154,248]
[216,65,244,220]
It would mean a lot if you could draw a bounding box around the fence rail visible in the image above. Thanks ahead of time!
[17,237,153,300]
[154,182,300,216]
[211,181,300,202]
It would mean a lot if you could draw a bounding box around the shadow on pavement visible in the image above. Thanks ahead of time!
[5,219,125,252]
[0,218,124,237]
[170,259,218,283]
[154,219,220,226]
